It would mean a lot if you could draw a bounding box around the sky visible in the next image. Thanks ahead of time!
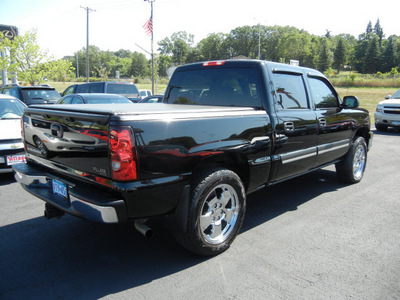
[0,0,398,59]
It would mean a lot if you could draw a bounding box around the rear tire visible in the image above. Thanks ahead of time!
[174,167,246,256]
[336,136,367,184]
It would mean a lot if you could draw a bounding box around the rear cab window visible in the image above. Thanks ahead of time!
[270,71,309,110]
[165,67,262,108]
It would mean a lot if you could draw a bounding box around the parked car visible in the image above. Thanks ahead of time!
[139,89,152,98]
[0,84,61,106]
[139,95,164,103]
[56,93,133,104]
[61,81,141,102]
[374,89,400,131]
[0,94,26,173]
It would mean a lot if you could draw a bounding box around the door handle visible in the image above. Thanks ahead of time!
[284,122,294,131]
[319,118,327,127]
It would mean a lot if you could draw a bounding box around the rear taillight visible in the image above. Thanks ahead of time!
[109,126,137,181]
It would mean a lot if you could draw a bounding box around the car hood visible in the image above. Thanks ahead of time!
[0,119,22,140]
[378,99,400,106]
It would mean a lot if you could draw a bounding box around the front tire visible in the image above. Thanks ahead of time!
[336,136,367,184]
[375,123,388,131]
[175,167,246,256]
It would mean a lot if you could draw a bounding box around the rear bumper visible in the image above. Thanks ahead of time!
[13,163,127,223]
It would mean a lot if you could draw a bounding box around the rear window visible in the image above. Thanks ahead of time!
[165,68,262,107]
[21,89,60,101]
[106,84,139,95]
[84,96,132,104]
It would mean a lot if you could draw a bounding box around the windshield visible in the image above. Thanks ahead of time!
[392,89,400,99]
[165,68,262,107]
[21,89,60,101]
[106,84,139,95]
[0,99,25,119]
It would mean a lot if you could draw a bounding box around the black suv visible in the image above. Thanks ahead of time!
[61,81,141,102]
[0,84,61,105]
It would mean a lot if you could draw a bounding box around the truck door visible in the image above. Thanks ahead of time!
[307,75,353,167]
[269,70,319,181]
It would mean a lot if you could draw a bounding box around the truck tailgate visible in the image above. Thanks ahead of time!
[22,106,112,179]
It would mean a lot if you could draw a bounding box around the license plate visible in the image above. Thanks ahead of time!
[52,179,68,198]
[6,154,26,166]
[392,121,400,126]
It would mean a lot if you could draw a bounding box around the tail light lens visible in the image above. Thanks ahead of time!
[109,126,137,181]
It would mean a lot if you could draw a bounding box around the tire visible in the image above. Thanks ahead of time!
[375,123,388,131]
[336,136,367,184]
[174,167,246,256]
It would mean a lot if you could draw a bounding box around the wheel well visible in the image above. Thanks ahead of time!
[191,152,250,191]
[354,127,371,145]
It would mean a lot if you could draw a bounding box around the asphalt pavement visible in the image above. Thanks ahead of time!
[1,129,399,300]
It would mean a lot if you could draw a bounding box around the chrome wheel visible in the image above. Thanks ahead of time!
[199,183,240,244]
[353,143,366,181]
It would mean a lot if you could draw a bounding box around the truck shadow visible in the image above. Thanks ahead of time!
[0,167,345,299]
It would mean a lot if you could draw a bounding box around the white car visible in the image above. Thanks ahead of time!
[375,89,400,131]
[0,94,26,173]
[139,89,152,98]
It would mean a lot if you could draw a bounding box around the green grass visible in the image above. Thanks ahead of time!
[337,87,398,123]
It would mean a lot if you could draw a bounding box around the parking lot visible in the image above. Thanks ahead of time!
[1,129,399,300]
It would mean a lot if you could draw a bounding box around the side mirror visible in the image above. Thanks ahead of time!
[342,96,359,109]
[385,95,391,99]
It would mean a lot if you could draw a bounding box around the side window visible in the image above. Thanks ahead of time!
[89,83,103,93]
[63,86,75,96]
[76,84,90,93]
[271,73,309,109]
[60,96,73,104]
[71,96,84,104]
[308,77,339,108]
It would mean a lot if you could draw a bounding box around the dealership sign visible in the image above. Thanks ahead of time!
[0,25,18,40]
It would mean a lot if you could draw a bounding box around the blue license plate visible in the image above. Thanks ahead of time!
[52,179,68,198]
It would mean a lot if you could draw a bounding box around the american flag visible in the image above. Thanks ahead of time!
[143,16,153,36]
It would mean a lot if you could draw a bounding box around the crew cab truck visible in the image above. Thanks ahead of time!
[13,60,373,256]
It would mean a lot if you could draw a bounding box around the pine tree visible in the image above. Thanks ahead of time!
[333,38,346,73]
[365,36,381,73]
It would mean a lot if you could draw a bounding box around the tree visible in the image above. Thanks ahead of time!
[333,37,346,72]
[374,18,384,48]
[158,31,194,65]
[364,35,381,73]
[1,30,75,85]
[318,38,332,72]
[381,36,398,72]
[130,52,148,77]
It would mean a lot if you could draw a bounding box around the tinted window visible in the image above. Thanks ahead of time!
[76,84,91,93]
[63,85,76,96]
[106,84,139,94]
[165,68,262,107]
[308,77,339,108]
[21,89,60,101]
[89,83,103,93]
[271,73,308,109]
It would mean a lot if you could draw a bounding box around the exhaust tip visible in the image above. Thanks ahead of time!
[134,220,153,238]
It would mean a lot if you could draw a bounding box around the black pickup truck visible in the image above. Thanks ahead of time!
[13,60,373,256]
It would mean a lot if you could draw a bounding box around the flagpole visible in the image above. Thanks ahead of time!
[144,0,155,95]
[151,0,154,95]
